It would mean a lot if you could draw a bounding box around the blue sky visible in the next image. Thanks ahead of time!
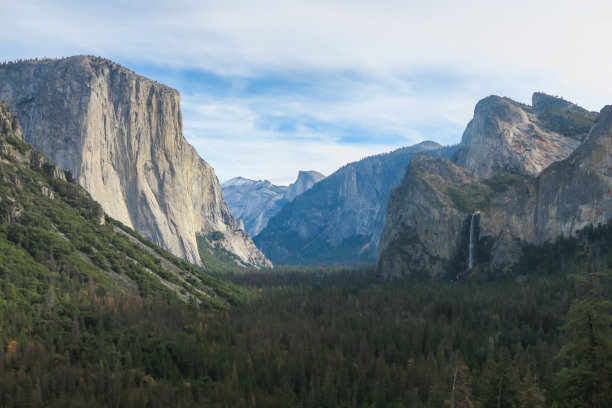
[2,0,612,184]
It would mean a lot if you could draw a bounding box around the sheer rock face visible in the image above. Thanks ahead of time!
[0,100,23,141]
[378,98,610,280]
[222,170,325,237]
[377,155,484,280]
[453,95,585,178]
[0,56,270,268]
[480,104,612,268]
[254,141,458,265]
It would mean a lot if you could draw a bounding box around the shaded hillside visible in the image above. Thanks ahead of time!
[377,155,491,280]
[0,100,245,307]
[255,141,457,265]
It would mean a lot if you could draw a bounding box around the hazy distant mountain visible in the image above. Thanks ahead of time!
[0,56,270,268]
[222,170,325,236]
[285,170,326,202]
[254,141,457,265]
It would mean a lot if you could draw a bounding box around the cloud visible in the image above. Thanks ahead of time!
[177,70,485,184]
[1,0,611,183]
[4,1,612,85]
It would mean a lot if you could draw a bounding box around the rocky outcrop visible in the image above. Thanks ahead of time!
[0,100,22,141]
[480,104,612,268]
[255,141,458,265]
[377,155,488,280]
[284,170,325,202]
[378,95,608,280]
[453,94,594,178]
[532,92,597,141]
[0,56,270,268]
[222,170,325,237]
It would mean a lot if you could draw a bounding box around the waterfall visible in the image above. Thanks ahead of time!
[467,213,475,270]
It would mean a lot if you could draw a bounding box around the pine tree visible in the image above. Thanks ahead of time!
[554,245,612,408]
[516,366,545,408]
[448,360,473,408]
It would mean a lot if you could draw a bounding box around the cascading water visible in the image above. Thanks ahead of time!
[467,213,475,271]
[454,213,478,282]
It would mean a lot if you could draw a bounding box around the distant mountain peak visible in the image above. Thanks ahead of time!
[222,170,324,237]
[254,142,458,265]
[413,140,442,149]
[285,170,326,202]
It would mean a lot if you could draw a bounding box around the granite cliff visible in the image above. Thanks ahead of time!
[255,141,457,265]
[453,94,595,178]
[0,99,246,307]
[480,103,612,269]
[377,155,488,280]
[378,94,605,279]
[0,56,270,268]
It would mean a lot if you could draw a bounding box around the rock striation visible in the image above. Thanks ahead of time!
[222,170,325,237]
[0,56,270,268]
[255,141,457,265]
[453,94,595,178]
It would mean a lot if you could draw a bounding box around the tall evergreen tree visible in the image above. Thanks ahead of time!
[554,245,612,408]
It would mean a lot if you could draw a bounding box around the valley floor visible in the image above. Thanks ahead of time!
[2,261,611,407]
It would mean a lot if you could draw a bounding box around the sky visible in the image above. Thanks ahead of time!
[2,0,612,185]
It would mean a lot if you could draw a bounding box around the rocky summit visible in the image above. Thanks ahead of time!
[222,170,325,237]
[480,103,612,269]
[0,56,270,268]
[453,94,595,178]
[378,93,609,279]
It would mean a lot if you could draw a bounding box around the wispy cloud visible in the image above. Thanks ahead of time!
[2,0,611,183]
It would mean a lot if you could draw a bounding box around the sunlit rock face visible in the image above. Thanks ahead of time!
[0,56,271,268]
[453,94,593,178]
[378,94,605,280]
[480,104,612,268]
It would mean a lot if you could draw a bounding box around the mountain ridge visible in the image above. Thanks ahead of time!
[221,170,324,237]
[255,141,458,265]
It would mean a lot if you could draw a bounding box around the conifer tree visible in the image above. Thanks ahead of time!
[554,244,612,408]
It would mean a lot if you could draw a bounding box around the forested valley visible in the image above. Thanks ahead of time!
[2,224,611,407]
